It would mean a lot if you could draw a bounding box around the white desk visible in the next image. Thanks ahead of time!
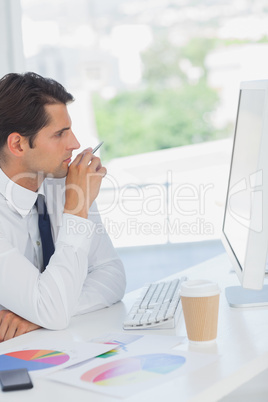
[0,253,268,401]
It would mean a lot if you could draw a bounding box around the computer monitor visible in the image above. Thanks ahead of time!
[221,79,268,307]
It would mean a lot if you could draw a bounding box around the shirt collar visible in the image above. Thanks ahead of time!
[0,169,45,217]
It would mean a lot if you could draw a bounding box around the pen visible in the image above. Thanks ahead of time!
[92,141,104,154]
[76,141,104,166]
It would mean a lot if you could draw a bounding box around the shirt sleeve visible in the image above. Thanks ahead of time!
[0,214,91,330]
[0,191,126,330]
[71,201,126,316]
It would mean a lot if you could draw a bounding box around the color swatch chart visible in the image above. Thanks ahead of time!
[0,349,70,371]
[94,333,142,359]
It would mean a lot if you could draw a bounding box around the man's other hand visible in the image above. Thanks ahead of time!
[0,310,41,342]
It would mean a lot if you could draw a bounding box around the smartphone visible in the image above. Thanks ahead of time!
[0,368,33,391]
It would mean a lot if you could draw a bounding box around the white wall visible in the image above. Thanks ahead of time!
[0,0,25,77]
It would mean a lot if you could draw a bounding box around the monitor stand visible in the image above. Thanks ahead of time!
[225,285,268,307]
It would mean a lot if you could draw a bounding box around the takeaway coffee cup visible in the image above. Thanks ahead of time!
[180,280,220,344]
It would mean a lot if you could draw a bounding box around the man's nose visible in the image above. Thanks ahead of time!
[69,131,80,150]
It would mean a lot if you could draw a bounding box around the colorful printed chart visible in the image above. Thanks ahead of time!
[94,333,142,359]
[81,353,186,387]
[97,347,120,359]
[0,350,70,371]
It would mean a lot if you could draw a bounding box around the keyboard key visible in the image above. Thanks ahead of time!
[123,277,187,329]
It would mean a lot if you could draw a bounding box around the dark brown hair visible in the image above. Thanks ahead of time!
[0,72,74,149]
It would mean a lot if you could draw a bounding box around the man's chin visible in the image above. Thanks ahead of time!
[50,168,69,179]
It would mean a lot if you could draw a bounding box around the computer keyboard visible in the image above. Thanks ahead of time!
[123,277,187,330]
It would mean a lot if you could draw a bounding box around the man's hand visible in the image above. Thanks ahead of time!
[64,148,107,218]
[0,310,41,342]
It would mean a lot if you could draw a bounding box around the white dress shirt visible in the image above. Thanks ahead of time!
[0,169,126,330]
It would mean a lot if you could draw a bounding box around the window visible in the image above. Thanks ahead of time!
[18,0,268,249]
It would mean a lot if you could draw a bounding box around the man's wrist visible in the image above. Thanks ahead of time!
[56,213,95,253]
[63,207,88,219]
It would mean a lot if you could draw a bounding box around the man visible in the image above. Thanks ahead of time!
[0,72,126,342]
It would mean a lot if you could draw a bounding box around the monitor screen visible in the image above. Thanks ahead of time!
[221,80,268,306]
[223,88,265,272]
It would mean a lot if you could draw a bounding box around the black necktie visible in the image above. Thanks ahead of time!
[35,194,55,272]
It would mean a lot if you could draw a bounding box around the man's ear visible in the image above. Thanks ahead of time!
[7,133,28,156]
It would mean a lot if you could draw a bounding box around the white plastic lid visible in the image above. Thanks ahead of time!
[180,280,220,297]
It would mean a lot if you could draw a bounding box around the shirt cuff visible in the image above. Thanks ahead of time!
[56,213,95,253]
